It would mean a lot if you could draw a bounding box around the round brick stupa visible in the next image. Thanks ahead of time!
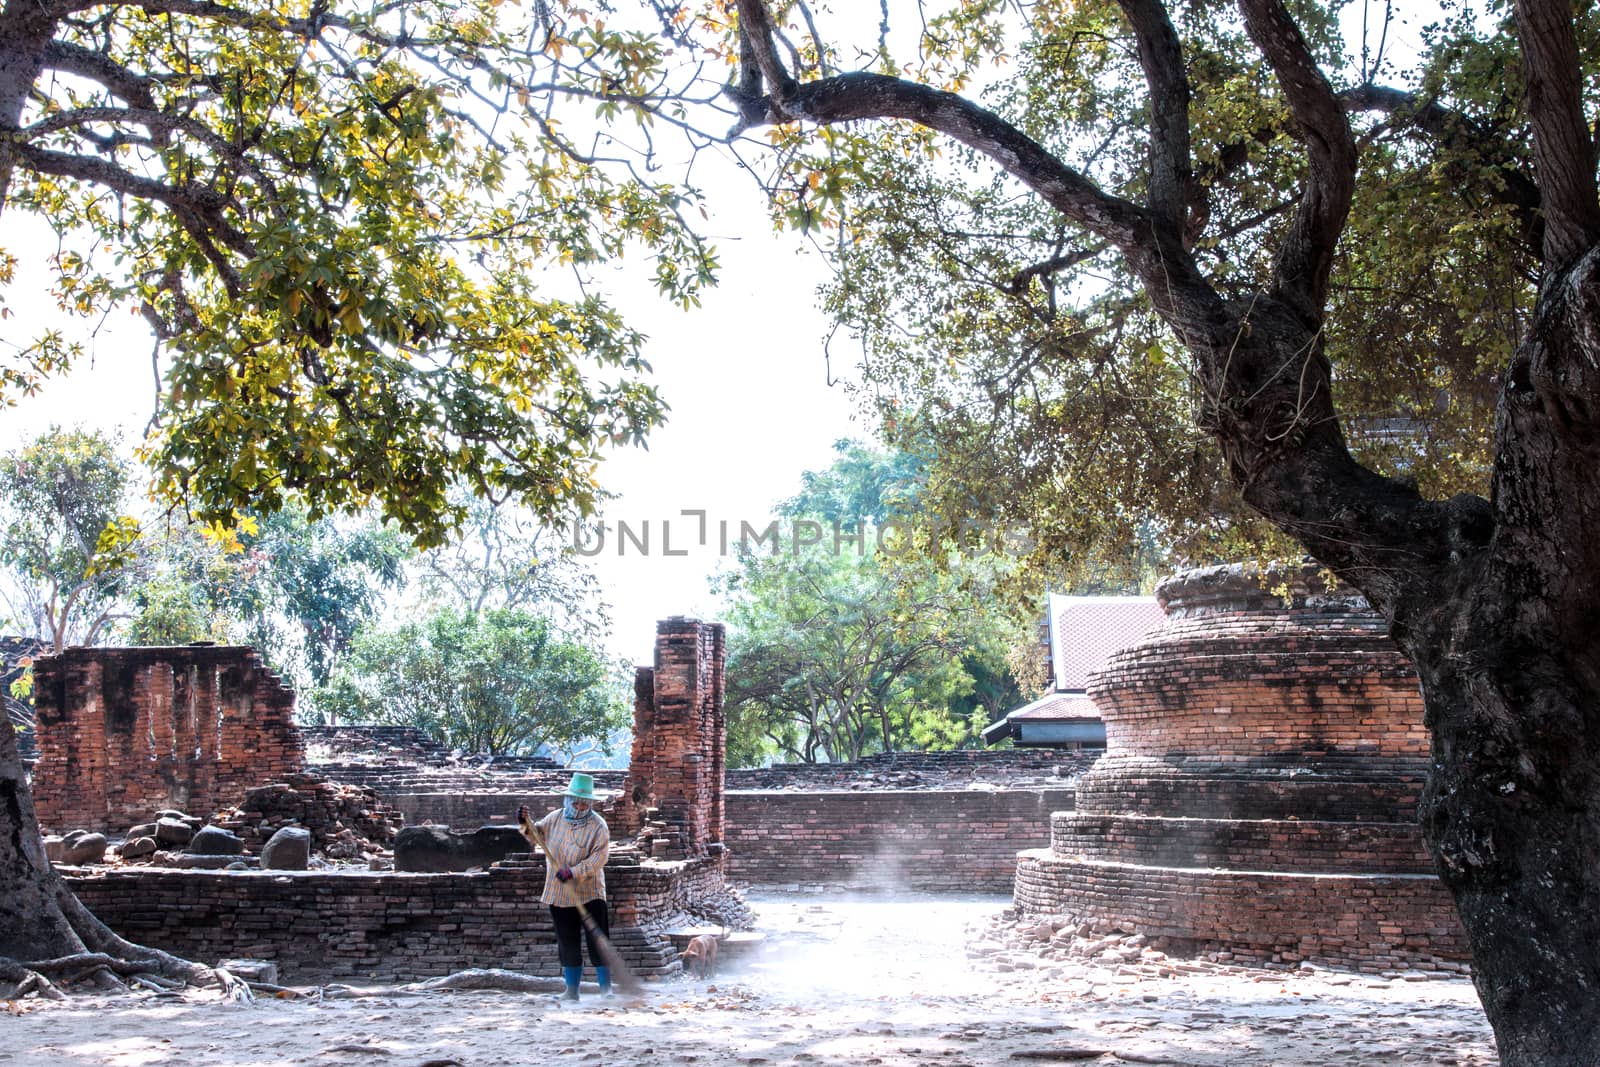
[1013,563,1469,972]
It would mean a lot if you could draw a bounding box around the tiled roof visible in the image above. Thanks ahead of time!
[1050,594,1165,691]
[1006,692,1100,721]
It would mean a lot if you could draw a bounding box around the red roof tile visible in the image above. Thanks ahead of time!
[1050,594,1166,691]
[1007,692,1101,721]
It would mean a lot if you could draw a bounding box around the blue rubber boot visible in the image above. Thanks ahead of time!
[561,966,582,1001]
[596,966,613,997]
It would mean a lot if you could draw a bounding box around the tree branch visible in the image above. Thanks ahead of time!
[733,0,798,107]
[1342,84,1543,255]
[41,41,159,111]
[1512,0,1600,270]
[23,106,282,202]
[1115,0,1195,237]
[754,70,1153,252]
[17,144,254,256]
[1237,0,1356,322]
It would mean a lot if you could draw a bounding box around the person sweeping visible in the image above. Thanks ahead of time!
[517,772,612,1001]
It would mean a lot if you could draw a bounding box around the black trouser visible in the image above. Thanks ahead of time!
[550,900,609,969]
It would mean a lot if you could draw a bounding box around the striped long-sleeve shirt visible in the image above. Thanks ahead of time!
[522,807,610,907]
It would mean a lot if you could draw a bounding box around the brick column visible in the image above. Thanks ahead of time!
[615,618,727,857]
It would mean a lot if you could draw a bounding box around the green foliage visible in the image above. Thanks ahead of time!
[720,547,980,764]
[0,427,135,651]
[118,520,261,646]
[319,608,628,756]
[237,507,411,692]
[718,443,1030,765]
[779,440,927,526]
[2,0,718,546]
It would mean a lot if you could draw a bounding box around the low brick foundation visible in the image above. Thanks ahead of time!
[312,751,1096,894]
[384,790,577,830]
[65,850,726,982]
[1014,850,1466,972]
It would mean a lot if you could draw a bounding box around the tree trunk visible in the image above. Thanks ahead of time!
[1200,285,1600,1065]
[1409,600,1600,1064]
[1393,249,1600,1065]
[0,713,94,962]
[0,713,242,996]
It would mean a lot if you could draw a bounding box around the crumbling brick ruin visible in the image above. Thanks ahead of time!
[31,645,301,834]
[56,619,751,980]
[1014,563,1469,972]
[39,596,1468,980]
[613,617,727,858]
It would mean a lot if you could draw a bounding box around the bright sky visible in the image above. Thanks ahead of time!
[0,191,862,666]
[576,193,863,662]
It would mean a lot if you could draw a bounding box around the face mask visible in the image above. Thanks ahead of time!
[563,796,592,821]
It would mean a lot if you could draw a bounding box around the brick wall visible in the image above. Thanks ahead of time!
[312,767,627,801]
[66,851,725,982]
[1073,754,1429,821]
[353,752,1088,833]
[32,646,301,833]
[1049,811,1434,875]
[726,749,1096,790]
[724,788,1077,892]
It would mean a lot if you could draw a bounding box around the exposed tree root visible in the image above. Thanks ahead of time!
[312,968,569,999]
[53,888,253,1003]
[4,955,585,1005]
[0,966,65,1002]
[0,949,251,1003]
[0,715,247,1007]
[404,968,569,994]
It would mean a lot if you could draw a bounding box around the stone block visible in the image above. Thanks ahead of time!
[393,825,529,873]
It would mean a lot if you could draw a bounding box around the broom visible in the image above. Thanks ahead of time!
[576,900,644,995]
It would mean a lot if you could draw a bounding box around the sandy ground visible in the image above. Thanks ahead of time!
[3,893,1498,1066]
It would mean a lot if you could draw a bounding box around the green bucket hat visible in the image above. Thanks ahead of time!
[564,772,597,802]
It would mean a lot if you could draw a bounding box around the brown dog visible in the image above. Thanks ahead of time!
[680,933,718,979]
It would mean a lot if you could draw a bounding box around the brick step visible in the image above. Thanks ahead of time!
[1074,771,1427,822]
[1049,811,1434,875]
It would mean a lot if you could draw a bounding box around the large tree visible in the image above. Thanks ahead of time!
[721,546,984,763]
[318,607,627,757]
[240,506,410,694]
[720,441,1026,765]
[717,0,1600,1060]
